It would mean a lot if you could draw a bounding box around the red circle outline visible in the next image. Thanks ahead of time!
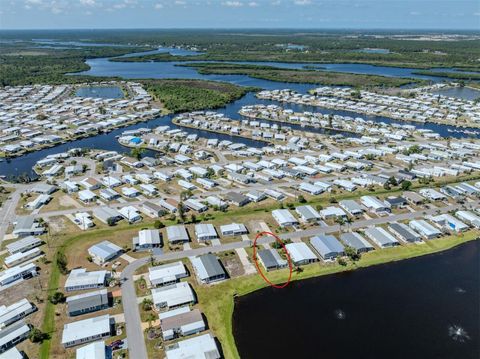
[252,231,293,289]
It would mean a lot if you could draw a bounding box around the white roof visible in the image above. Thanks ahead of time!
[62,315,111,345]
[285,242,317,262]
[165,333,220,359]
[76,341,106,359]
[152,282,194,308]
[149,261,187,285]
[65,268,107,289]
[137,229,161,246]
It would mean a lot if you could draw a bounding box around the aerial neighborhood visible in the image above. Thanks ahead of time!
[0,24,479,359]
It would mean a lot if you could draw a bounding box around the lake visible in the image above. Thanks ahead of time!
[76,86,124,99]
[233,240,480,359]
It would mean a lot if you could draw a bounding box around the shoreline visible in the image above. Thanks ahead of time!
[196,231,479,359]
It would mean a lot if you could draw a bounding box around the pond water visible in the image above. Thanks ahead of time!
[233,240,480,359]
[75,86,124,99]
[432,87,480,101]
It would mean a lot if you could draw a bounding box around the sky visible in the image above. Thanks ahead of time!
[0,0,479,30]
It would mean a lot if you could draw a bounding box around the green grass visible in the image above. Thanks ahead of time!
[194,231,479,359]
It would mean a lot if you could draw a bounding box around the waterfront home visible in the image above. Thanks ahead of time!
[0,321,30,354]
[285,243,318,265]
[339,232,374,253]
[409,220,442,239]
[0,298,36,328]
[429,214,469,232]
[455,210,480,228]
[309,235,345,260]
[272,209,299,227]
[165,333,220,359]
[256,249,288,271]
[152,282,195,310]
[220,223,248,236]
[88,241,123,265]
[166,225,189,244]
[61,315,113,348]
[66,289,109,317]
[133,229,162,251]
[64,269,108,292]
[0,263,37,287]
[6,236,42,255]
[160,307,205,341]
[388,222,422,243]
[194,224,218,241]
[149,261,188,287]
[364,227,399,248]
[190,253,226,284]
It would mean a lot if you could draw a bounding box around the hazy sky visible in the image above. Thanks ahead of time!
[0,0,479,30]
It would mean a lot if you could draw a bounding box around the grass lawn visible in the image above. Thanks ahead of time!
[193,231,479,359]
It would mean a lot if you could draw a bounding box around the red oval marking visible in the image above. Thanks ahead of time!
[252,231,293,289]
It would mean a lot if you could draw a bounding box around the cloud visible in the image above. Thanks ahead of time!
[248,1,259,7]
[293,0,311,5]
[79,0,96,6]
[154,3,164,9]
[222,1,243,7]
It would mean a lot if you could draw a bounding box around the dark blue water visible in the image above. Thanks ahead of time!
[233,240,480,359]
[76,86,124,99]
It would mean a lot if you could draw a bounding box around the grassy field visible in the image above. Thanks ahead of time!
[194,232,480,359]
[181,63,421,88]
[141,79,257,113]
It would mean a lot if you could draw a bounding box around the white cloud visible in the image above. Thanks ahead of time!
[222,1,243,7]
[293,0,311,5]
[154,3,164,9]
[248,1,259,7]
[79,0,96,6]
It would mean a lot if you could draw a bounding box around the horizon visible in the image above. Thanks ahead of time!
[1,0,479,31]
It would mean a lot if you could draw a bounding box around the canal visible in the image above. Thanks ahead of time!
[233,240,480,359]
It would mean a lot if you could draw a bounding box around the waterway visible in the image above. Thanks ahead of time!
[233,240,480,359]
[3,47,480,180]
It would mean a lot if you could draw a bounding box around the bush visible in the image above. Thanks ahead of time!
[29,328,49,343]
[48,291,65,304]
[153,220,165,229]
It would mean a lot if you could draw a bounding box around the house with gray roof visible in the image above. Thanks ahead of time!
[190,254,226,284]
[0,320,30,354]
[166,225,189,244]
[340,232,374,253]
[12,216,45,238]
[88,241,123,265]
[66,289,109,317]
[310,235,345,260]
[339,199,364,217]
[256,249,287,271]
[388,222,422,243]
[92,207,122,225]
[133,229,162,251]
[6,236,42,255]
[364,227,399,248]
[295,205,320,223]
[160,307,205,341]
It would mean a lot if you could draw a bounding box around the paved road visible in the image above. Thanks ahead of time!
[0,187,24,242]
